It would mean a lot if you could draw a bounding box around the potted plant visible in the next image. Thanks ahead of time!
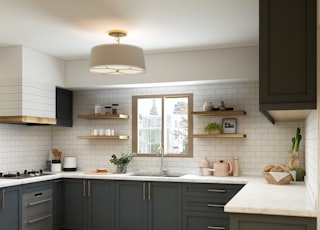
[288,127,302,169]
[204,122,224,134]
[110,152,136,173]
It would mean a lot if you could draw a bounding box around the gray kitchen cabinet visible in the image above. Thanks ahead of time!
[230,213,316,230]
[0,185,22,230]
[115,180,182,230]
[182,183,244,230]
[52,179,63,230]
[61,179,115,230]
[56,87,73,127]
[259,0,316,124]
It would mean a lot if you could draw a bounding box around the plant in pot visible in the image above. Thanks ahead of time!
[110,152,136,173]
[204,122,224,134]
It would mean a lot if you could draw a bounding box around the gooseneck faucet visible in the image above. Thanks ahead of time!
[157,145,167,176]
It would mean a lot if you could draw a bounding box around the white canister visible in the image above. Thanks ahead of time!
[63,156,77,171]
[51,160,62,172]
[202,101,213,111]
[99,129,105,136]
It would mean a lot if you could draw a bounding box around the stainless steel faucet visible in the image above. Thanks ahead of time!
[157,145,167,176]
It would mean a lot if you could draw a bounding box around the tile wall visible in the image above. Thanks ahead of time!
[52,81,306,176]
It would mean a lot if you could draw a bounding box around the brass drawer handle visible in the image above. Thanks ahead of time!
[28,198,52,206]
[208,226,226,230]
[27,214,52,224]
[1,189,5,209]
[207,189,225,193]
[208,203,225,208]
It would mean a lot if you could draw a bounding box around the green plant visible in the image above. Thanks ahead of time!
[290,127,302,153]
[110,152,136,166]
[204,122,224,133]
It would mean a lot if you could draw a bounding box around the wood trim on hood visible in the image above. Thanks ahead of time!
[0,116,56,125]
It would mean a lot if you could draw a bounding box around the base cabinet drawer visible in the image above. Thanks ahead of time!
[183,211,229,230]
[230,213,316,230]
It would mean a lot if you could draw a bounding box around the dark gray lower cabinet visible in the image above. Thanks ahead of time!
[0,185,22,230]
[115,181,182,230]
[61,179,114,230]
[183,183,244,230]
[52,180,63,230]
[230,213,316,230]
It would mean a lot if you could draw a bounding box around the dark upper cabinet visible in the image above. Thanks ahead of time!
[259,0,316,123]
[56,87,73,127]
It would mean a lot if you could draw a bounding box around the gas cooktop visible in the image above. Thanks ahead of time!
[0,170,50,179]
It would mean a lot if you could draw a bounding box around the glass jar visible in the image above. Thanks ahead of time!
[112,104,119,114]
[105,106,112,114]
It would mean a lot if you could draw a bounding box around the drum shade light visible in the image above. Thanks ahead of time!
[89,31,146,75]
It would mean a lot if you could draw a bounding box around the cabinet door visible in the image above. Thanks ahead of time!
[52,180,63,230]
[56,87,73,127]
[148,182,182,230]
[0,185,22,230]
[115,181,148,230]
[259,0,316,110]
[61,179,87,230]
[87,180,115,230]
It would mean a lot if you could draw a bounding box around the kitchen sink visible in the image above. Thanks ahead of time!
[130,171,185,178]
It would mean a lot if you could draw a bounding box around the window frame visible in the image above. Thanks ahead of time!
[132,93,193,158]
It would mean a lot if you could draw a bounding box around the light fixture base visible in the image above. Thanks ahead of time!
[108,30,127,38]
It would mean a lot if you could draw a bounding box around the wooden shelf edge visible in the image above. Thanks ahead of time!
[77,114,129,119]
[192,110,246,116]
[77,135,129,140]
[192,133,246,138]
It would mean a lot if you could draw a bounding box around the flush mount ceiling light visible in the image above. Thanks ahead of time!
[89,30,146,75]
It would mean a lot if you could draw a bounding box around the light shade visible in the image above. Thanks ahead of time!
[89,44,146,75]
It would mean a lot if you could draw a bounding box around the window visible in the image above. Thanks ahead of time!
[132,94,193,157]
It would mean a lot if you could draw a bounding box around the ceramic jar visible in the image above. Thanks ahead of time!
[202,101,213,111]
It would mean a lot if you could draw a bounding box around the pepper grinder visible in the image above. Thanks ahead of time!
[233,156,240,176]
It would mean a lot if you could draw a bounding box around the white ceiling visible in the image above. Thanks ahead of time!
[0,0,259,61]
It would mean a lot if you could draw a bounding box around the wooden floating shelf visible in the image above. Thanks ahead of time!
[78,135,129,140]
[192,133,246,138]
[77,114,129,119]
[192,110,246,116]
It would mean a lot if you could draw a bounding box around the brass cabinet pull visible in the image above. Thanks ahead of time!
[148,182,151,200]
[1,189,5,209]
[208,204,225,208]
[28,198,52,206]
[142,183,146,200]
[27,214,52,224]
[207,189,225,193]
[88,180,91,197]
[208,226,225,230]
[83,180,86,197]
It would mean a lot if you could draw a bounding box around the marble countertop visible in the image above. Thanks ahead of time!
[0,171,316,218]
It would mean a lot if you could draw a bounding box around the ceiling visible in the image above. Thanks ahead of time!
[0,0,259,61]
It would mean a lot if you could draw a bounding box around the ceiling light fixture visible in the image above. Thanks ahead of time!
[89,30,146,75]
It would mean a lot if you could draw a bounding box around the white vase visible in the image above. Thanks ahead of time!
[202,101,213,111]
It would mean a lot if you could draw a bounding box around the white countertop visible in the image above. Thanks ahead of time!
[0,172,316,218]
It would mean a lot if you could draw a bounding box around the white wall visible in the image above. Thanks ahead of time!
[52,81,305,175]
[65,46,258,89]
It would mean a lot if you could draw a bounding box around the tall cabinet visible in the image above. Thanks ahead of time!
[259,0,317,123]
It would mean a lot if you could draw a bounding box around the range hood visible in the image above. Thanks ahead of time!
[0,46,64,125]
[0,116,56,125]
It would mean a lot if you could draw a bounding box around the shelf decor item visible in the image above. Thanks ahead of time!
[204,122,223,134]
[202,101,213,111]
[222,118,237,134]
[288,127,302,169]
[110,152,136,173]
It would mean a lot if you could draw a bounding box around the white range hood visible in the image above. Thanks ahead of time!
[0,46,64,124]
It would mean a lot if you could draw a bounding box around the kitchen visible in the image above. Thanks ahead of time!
[0,0,318,230]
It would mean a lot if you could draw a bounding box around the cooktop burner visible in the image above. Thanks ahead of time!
[0,169,49,179]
